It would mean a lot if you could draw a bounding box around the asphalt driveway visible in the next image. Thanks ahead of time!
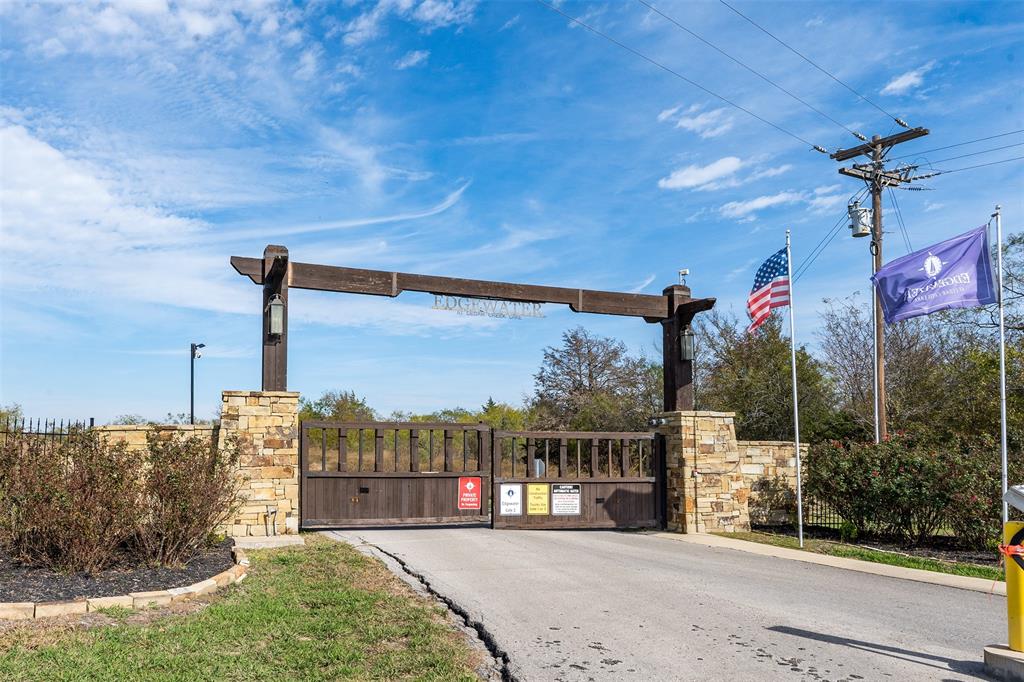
[327,528,1003,681]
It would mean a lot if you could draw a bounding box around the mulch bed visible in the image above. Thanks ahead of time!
[0,539,235,603]
[753,524,999,566]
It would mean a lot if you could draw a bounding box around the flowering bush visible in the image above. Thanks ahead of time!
[805,435,1012,548]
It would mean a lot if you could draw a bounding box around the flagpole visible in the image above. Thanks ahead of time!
[786,230,804,548]
[996,205,1009,524]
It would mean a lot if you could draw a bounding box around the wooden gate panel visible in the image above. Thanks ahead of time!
[491,431,658,530]
[300,421,490,529]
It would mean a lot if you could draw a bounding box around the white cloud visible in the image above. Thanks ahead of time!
[342,0,477,46]
[720,191,804,219]
[659,104,734,139]
[395,49,430,70]
[500,15,520,31]
[924,201,945,212]
[657,105,681,122]
[658,156,744,191]
[0,122,485,333]
[748,164,793,181]
[295,47,320,80]
[881,61,936,95]
[628,274,656,294]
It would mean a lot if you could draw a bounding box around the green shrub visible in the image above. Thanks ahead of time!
[0,430,143,573]
[805,434,1015,548]
[134,433,241,567]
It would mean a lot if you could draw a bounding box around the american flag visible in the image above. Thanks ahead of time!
[746,247,790,333]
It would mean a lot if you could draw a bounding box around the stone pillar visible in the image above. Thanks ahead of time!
[219,390,300,536]
[655,411,750,534]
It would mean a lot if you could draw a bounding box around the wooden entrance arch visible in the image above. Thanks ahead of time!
[231,245,715,529]
[230,244,715,411]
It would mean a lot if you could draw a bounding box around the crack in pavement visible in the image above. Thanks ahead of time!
[344,534,516,682]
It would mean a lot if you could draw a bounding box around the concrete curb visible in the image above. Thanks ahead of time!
[656,532,1006,596]
[0,546,250,621]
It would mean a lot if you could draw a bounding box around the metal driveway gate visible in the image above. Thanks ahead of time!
[300,421,491,529]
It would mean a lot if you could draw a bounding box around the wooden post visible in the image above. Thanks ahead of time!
[661,285,695,412]
[262,245,289,391]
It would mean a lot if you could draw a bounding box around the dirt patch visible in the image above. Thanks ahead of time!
[0,539,234,603]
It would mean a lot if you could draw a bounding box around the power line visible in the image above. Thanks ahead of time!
[913,154,1024,180]
[888,187,913,254]
[887,129,1024,161]
[718,0,909,129]
[534,0,829,153]
[923,141,1024,166]
[635,0,867,142]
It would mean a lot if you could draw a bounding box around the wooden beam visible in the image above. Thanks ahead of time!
[261,245,288,391]
[838,166,905,186]
[830,127,929,161]
[232,254,712,321]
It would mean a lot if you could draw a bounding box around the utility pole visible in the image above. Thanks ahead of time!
[831,127,929,441]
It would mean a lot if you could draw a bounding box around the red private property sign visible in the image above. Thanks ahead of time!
[458,476,482,510]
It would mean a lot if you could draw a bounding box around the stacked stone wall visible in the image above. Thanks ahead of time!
[657,413,808,534]
[218,391,300,537]
[97,424,217,452]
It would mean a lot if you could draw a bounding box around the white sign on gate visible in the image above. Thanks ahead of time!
[499,483,523,516]
[551,483,581,515]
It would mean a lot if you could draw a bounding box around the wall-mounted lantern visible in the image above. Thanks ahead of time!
[267,294,285,337]
[680,325,695,362]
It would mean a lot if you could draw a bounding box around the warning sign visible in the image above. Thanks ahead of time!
[499,483,522,516]
[458,477,482,510]
[527,483,549,515]
[552,484,581,515]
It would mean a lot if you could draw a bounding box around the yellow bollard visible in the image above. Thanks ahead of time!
[1006,521,1024,652]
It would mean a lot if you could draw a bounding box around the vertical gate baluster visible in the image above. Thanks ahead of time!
[591,438,599,478]
[621,438,629,477]
[526,438,535,478]
[511,437,516,477]
[343,428,348,472]
[607,440,613,478]
[375,429,384,472]
[321,428,327,472]
[429,430,434,472]
[410,429,420,472]
[544,440,549,478]
[576,440,581,477]
[444,430,453,472]
[358,429,364,471]
[559,438,567,479]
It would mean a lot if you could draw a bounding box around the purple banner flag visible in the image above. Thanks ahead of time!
[872,225,997,324]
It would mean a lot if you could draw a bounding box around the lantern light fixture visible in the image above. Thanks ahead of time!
[680,325,695,362]
[267,294,285,336]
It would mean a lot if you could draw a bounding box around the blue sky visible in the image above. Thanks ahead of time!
[1,0,1022,423]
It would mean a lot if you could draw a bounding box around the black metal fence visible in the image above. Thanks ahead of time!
[0,417,95,445]
[802,496,843,529]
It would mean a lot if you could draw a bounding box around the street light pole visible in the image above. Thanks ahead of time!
[190,343,205,425]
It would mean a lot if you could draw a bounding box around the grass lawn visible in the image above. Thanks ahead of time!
[716,531,1005,583]
[0,535,483,681]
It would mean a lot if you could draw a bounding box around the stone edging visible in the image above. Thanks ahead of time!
[0,546,250,621]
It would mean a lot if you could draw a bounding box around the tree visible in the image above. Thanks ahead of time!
[299,390,376,423]
[694,310,833,441]
[530,327,659,432]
